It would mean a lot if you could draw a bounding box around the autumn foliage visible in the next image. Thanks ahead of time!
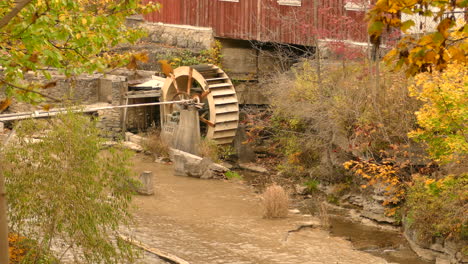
[408,63,468,164]
[0,0,159,105]
[368,0,468,75]
[8,233,28,263]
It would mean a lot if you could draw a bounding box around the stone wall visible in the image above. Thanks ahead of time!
[1,70,160,137]
[130,16,214,51]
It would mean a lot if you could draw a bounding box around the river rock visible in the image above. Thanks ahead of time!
[171,148,228,179]
[347,195,365,207]
[239,163,268,173]
[294,184,308,195]
[345,194,397,224]
[125,132,144,145]
[122,141,144,152]
[289,209,301,214]
[435,257,450,264]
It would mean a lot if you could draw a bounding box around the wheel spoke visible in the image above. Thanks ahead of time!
[187,67,193,95]
[200,116,215,127]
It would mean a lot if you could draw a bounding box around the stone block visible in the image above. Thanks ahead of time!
[171,149,228,180]
[233,125,256,163]
[137,171,154,195]
[173,153,187,176]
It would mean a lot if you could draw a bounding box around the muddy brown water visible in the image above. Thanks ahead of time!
[130,155,425,264]
[328,217,432,264]
[299,201,432,264]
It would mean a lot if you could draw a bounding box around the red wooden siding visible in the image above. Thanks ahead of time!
[143,0,368,46]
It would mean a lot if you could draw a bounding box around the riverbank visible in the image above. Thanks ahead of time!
[129,154,389,264]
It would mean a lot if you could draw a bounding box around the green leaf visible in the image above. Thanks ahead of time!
[401,20,416,33]
[368,21,385,36]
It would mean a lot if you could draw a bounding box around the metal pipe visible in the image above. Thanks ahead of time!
[0,99,197,122]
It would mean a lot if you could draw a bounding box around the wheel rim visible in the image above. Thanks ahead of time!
[161,64,239,145]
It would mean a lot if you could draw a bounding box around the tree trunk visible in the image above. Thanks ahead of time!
[0,168,9,264]
[0,129,17,264]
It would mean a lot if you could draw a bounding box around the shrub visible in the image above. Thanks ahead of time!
[303,179,320,193]
[3,112,137,263]
[408,63,468,164]
[225,171,242,180]
[262,184,289,218]
[198,138,220,162]
[264,61,419,183]
[170,40,223,68]
[143,127,170,157]
[405,174,468,242]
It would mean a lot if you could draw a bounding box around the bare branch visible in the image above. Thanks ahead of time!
[0,0,35,30]
[0,79,62,102]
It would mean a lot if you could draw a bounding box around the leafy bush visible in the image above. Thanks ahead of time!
[170,40,223,68]
[264,61,419,183]
[225,171,242,180]
[405,174,468,242]
[3,112,137,263]
[303,179,320,193]
[143,127,170,157]
[408,63,468,164]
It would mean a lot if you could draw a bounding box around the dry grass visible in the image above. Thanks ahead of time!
[262,184,289,219]
[318,202,331,228]
[143,128,170,157]
[198,138,219,162]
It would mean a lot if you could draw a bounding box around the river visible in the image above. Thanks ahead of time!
[130,154,407,264]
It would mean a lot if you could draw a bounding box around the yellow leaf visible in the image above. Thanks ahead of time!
[42,104,52,111]
[437,18,453,38]
[134,52,149,63]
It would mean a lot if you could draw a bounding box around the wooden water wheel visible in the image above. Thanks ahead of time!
[161,64,239,145]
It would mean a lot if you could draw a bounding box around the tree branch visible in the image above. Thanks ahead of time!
[0,79,62,102]
[0,0,35,30]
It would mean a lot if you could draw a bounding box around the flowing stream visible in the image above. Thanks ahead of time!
[130,155,428,264]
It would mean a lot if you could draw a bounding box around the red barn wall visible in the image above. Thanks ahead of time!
[143,0,368,46]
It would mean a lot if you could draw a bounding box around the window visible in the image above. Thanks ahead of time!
[277,0,302,7]
[344,0,369,11]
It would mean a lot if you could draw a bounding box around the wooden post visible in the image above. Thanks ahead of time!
[122,97,129,137]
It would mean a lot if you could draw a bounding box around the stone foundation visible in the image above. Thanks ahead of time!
[128,16,214,51]
[0,69,160,137]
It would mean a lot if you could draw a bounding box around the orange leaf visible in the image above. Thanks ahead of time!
[0,98,11,112]
[42,81,57,89]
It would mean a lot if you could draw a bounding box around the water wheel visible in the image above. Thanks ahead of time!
[161,64,239,145]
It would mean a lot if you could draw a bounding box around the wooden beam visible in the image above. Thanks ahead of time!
[119,234,190,264]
